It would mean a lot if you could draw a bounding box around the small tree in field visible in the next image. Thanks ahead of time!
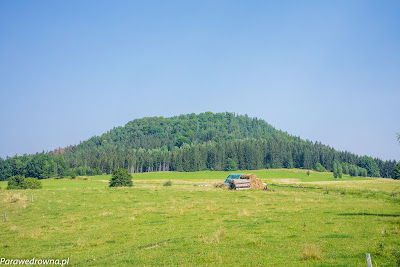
[109,169,133,187]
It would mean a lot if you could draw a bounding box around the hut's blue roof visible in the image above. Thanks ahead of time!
[224,173,244,184]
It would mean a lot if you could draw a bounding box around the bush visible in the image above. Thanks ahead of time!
[7,175,25,189]
[22,178,42,189]
[6,185,20,190]
[7,175,42,189]
[314,163,326,172]
[163,180,172,186]
[109,169,132,187]
[66,170,76,179]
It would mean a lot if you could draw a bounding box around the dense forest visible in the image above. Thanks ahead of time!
[0,112,398,181]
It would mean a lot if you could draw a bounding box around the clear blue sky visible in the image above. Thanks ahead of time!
[1,0,399,161]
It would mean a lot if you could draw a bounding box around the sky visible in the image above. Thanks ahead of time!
[0,0,399,161]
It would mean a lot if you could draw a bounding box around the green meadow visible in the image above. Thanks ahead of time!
[1,169,399,266]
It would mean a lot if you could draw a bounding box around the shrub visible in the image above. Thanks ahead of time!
[6,185,21,190]
[306,171,310,176]
[7,175,25,189]
[7,176,42,189]
[163,180,172,186]
[314,163,326,172]
[109,169,132,187]
[65,170,76,179]
[22,178,42,189]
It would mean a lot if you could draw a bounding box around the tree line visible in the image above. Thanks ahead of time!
[60,136,395,178]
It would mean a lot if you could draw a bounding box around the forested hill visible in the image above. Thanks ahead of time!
[0,112,397,180]
[72,112,277,151]
[61,112,396,178]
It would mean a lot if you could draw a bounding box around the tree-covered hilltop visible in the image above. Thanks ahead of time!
[69,112,277,151]
[0,112,397,180]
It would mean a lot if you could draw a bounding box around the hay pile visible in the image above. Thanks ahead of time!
[240,174,266,189]
[240,174,256,179]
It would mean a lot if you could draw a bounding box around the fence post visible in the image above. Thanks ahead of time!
[366,253,372,267]
[4,213,6,222]
[31,195,33,203]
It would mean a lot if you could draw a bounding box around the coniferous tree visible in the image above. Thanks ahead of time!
[109,169,133,187]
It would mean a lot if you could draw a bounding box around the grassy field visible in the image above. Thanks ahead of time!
[85,169,370,183]
[1,169,399,266]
